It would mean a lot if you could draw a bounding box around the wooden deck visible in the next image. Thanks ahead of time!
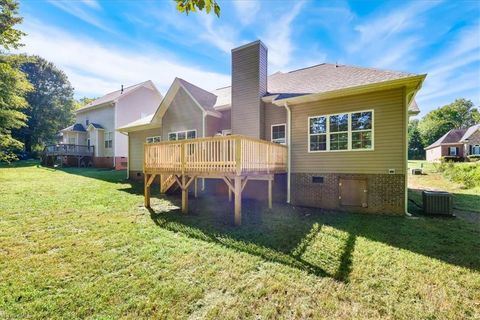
[143,135,288,225]
[42,144,94,167]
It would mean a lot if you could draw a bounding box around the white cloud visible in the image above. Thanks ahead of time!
[233,0,260,25]
[19,21,230,98]
[263,1,306,71]
[197,13,239,53]
[80,0,101,10]
[46,0,112,33]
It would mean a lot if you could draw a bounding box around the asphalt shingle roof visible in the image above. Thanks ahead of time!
[76,80,153,112]
[212,63,421,110]
[61,123,86,132]
[426,128,468,149]
[177,78,218,112]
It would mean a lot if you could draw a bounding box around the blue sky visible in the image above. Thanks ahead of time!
[19,0,480,117]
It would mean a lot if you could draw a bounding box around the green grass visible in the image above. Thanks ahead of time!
[1,161,479,319]
[408,160,480,214]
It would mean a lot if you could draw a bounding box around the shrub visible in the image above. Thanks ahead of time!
[439,162,480,189]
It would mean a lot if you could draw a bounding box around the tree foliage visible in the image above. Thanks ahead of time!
[0,0,31,162]
[74,97,96,110]
[418,98,480,147]
[0,55,32,161]
[408,119,425,160]
[0,0,25,50]
[175,0,220,17]
[14,56,75,153]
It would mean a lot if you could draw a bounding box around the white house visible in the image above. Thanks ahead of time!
[60,80,162,169]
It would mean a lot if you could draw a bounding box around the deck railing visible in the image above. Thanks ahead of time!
[43,144,95,157]
[144,135,287,176]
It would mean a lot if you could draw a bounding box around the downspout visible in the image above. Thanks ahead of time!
[283,101,292,203]
[201,112,206,191]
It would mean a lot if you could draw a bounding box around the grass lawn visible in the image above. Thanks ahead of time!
[1,161,479,319]
[408,160,480,215]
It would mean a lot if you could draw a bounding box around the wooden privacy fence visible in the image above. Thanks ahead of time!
[144,135,287,175]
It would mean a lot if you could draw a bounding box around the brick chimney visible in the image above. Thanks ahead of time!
[231,40,268,139]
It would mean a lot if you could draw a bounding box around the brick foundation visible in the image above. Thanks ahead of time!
[93,157,114,168]
[115,157,128,170]
[291,173,405,215]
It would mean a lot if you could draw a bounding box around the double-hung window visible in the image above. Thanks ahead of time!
[351,111,373,150]
[271,124,286,144]
[449,147,457,156]
[168,130,197,141]
[309,116,327,151]
[146,136,161,144]
[308,110,373,152]
[329,114,349,150]
[104,132,113,148]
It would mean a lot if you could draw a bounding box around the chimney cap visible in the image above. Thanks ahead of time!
[231,40,268,53]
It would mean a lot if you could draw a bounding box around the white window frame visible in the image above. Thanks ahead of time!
[308,109,374,153]
[448,146,457,156]
[104,132,113,149]
[168,129,197,141]
[222,129,232,136]
[146,136,161,144]
[271,123,287,145]
[68,136,76,145]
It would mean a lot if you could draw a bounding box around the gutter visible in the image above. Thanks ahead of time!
[283,101,292,203]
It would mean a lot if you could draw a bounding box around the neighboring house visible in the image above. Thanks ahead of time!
[52,80,162,169]
[425,124,480,161]
[118,40,425,220]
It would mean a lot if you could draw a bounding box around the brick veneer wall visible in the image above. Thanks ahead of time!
[291,173,405,215]
[93,157,114,168]
[115,157,128,170]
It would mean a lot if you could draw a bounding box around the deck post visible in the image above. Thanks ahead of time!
[194,177,198,198]
[181,175,188,214]
[228,188,232,202]
[234,176,242,226]
[268,179,272,209]
[144,174,151,208]
[159,174,164,194]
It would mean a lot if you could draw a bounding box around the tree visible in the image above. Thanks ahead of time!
[418,98,480,146]
[0,0,25,50]
[175,0,220,17]
[14,56,75,153]
[0,0,31,162]
[408,119,425,160]
[74,97,96,110]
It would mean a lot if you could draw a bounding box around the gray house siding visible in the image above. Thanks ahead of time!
[161,87,204,140]
[264,103,287,143]
[231,41,267,139]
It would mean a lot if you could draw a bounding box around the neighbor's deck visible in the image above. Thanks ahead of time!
[43,144,94,157]
[142,135,288,225]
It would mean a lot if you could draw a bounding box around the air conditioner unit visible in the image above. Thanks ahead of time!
[422,191,453,216]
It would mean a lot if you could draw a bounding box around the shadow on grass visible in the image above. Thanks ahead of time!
[145,191,480,282]
[0,159,40,168]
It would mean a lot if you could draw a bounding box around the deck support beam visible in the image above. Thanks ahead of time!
[181,175,188,214]
[268,179,272,209]
[234,176,242,226]
[194,177,198,198]
[144,174,151,208]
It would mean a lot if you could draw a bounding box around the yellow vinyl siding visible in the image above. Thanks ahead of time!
[291,88,406,174]
[128,128,161,171]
